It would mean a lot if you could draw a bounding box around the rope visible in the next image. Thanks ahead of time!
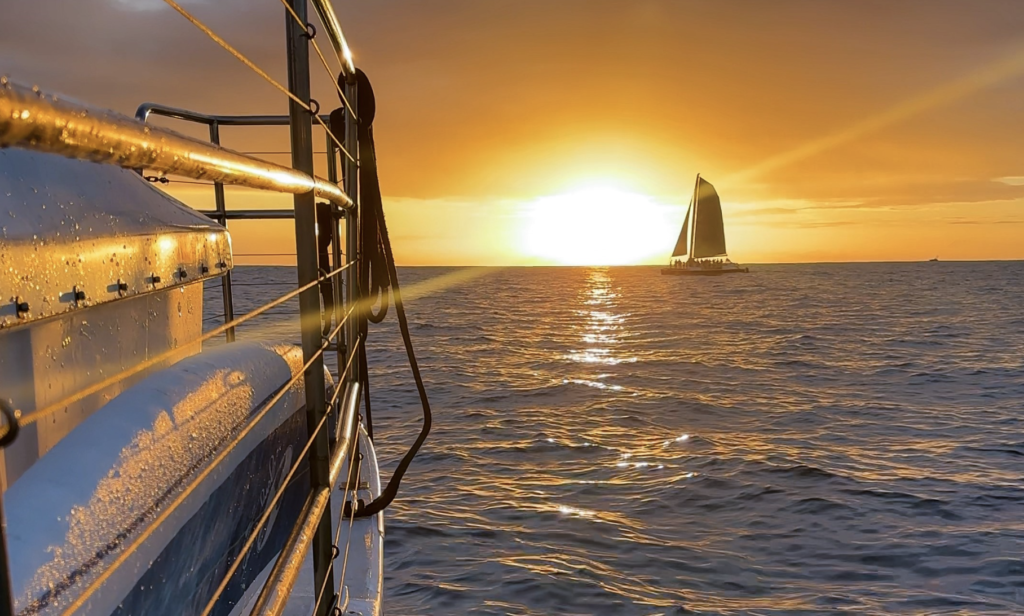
[314,114,356,163]
[348,69,431,519]
[0,399,19,448]
[17,261,353,429]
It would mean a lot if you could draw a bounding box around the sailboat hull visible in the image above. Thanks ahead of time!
[661,266,749,276]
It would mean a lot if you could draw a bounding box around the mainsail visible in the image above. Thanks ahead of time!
[671,199,691,257]
[692,177,727,258]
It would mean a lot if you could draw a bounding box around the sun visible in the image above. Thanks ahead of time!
[521,186,677,265]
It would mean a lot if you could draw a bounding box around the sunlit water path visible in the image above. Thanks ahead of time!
[206,262,1024,614]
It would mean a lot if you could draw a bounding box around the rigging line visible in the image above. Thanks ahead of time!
[198,330,358,616]
[314,113,356,163]
[310,443,361,616]
[327,321,360,410]
[334,452,362,611]
[200,404,330,616]
[275,0,357,122]
[17,260,354,429]
[161,0,312,115]
[310,423,362,616]
[61,320,351,616]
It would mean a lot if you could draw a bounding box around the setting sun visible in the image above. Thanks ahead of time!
[522,187,678,265]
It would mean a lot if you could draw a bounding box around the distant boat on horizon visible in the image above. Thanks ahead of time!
[929,257,939,262]
[662,174,748,276]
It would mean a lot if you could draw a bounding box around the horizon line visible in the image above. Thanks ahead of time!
[228,257,1024,268]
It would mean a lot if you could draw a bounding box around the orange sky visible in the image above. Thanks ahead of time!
[4,0,1024,264]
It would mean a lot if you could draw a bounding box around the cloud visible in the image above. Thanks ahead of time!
[949,219,1024,225]
[110,0,171,12]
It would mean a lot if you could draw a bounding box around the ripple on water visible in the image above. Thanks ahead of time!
[206,262,1024,614]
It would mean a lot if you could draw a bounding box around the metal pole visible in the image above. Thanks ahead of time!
[690,173,701,264]
[343,77,360,391]
[284,4,334,616]
[309,0,356,75]
[209,120,236,343]
[0,492,14,616]
[326,133,346,373]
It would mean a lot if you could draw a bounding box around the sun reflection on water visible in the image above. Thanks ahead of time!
[565,269,636,366]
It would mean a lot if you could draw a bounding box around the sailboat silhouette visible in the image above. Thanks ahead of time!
[662,174,748,276]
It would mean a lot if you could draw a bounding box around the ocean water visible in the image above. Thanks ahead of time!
[206,262,1024,615]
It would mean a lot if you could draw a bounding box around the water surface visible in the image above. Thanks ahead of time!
[208,262,1024,614]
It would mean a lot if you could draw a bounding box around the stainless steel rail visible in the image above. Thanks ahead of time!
[134,103,343,341]
[310,0,356,76]
[136,103,332,127]
[0,79,352,209]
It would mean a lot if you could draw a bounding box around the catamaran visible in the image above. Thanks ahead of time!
[662,174,748,276]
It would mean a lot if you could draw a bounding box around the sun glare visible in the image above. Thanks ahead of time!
[522,187,677,265]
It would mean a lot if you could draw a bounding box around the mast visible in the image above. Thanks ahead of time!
[689,173,701,262]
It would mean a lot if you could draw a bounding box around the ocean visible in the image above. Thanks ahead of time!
[206,262,1024,615]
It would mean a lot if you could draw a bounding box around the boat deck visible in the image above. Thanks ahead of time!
[661,266,749,276]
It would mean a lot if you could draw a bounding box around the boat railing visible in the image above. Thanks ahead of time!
[133,103,349,344]
[0,1,380,615]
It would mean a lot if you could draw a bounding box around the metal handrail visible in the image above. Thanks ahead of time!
[310,0,356,77]
[0,79,353,210]
[136,103,332,127]
[134,102,344,338]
